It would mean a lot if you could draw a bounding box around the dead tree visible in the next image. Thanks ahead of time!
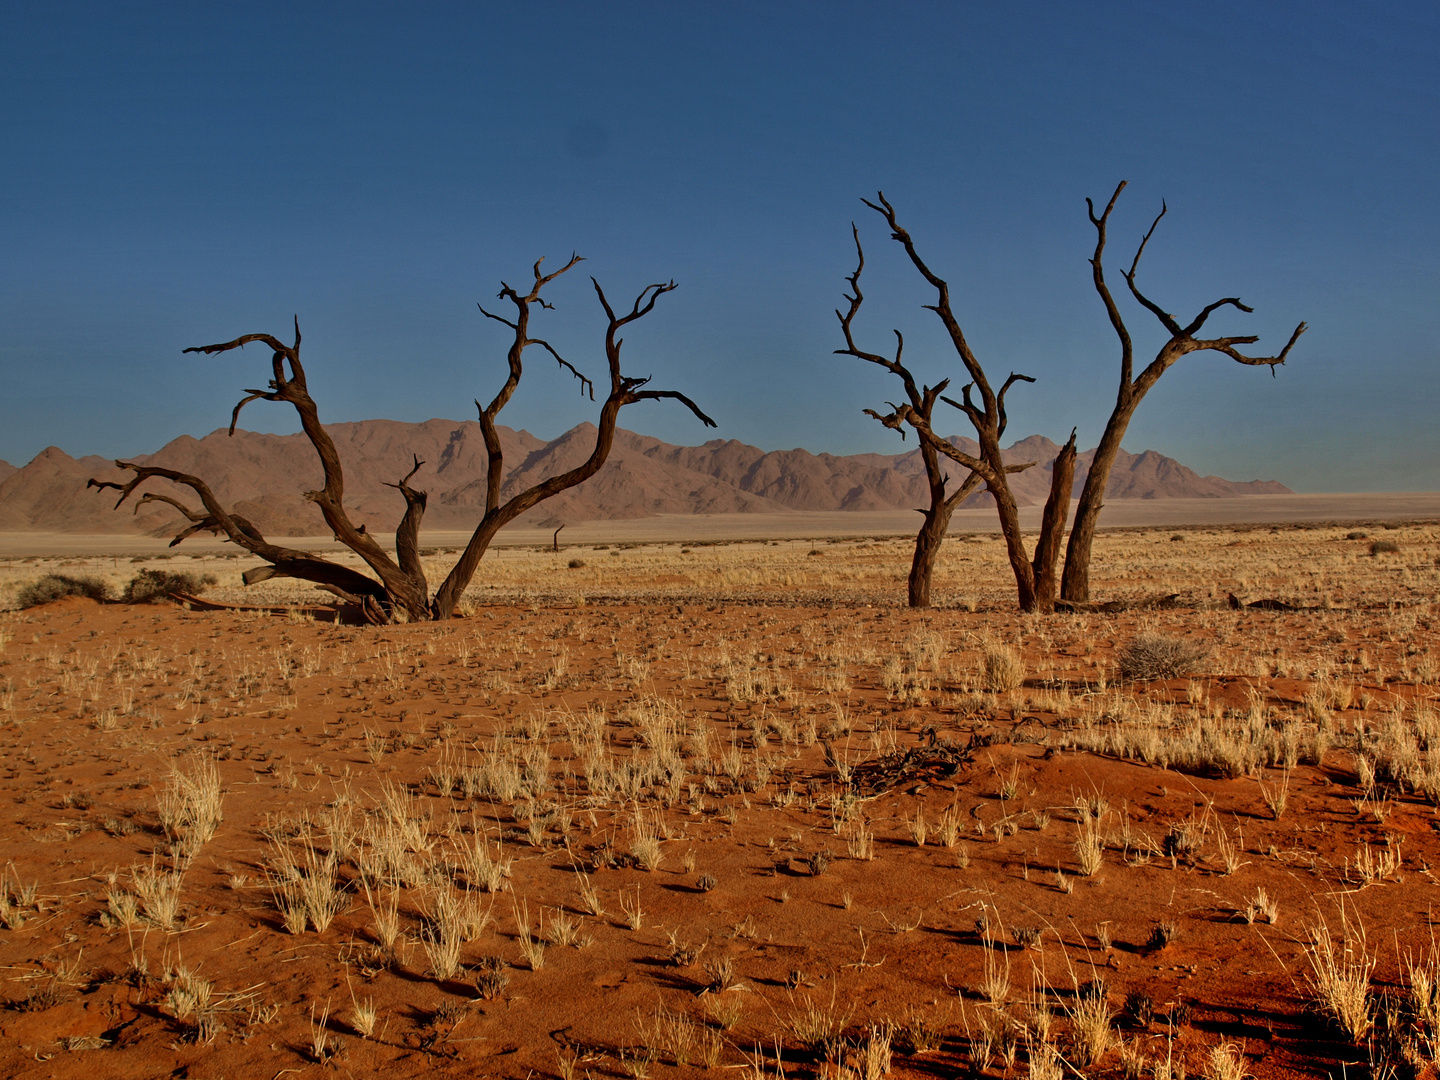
[1059,183,1307,603]
[90,256,714,622]
[836,224,988,607]
[853,194,1078,614]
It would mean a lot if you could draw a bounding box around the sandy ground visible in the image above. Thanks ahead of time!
[0,519,1438,1078]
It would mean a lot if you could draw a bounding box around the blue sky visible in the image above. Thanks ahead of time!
[2,2,1435,491]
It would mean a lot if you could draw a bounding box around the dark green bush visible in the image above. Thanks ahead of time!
[122,569,217,604]
[1370,539,1400,556]
[16,574,113,608]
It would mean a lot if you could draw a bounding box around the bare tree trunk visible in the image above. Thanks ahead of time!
[906,465,982,607]
[1031,431,1077,611]
[908,507,949,608]
[431,392,624,617]
[987,475,1037,611]
[1058,182,1305,603]
[1060,403,1133,603]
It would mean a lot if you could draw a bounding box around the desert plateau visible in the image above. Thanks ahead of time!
[1,518,1439,1079]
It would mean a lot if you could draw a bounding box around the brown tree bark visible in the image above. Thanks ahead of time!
[834,224,982,608]
[1031,430,1077,611]
[91,257,713,622]
[852,194,1066,613]
[1059,183,1307,603]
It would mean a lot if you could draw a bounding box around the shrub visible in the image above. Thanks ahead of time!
[1147,920,1179,951]
[979,639,1025,692]
[1346,530,1368,540]
[567,558,586,569]
[16,574,112,608]
[122,569,217,604]
[1117,633,1208,681]
[1369,539,1400,556]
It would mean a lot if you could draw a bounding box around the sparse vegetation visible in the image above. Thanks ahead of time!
[0,522,1435,1078]
[16,573,112,607]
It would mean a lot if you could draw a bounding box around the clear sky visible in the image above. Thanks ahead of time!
[2,2,1436,491]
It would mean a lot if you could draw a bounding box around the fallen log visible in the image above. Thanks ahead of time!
[166,591,362,623]
[1227,593,1305,612]
[1054,593,1181,614]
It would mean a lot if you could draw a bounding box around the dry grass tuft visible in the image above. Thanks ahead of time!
[1305,910,1375,1043]
[1117,632,1209,681]
[979,639,1025,693]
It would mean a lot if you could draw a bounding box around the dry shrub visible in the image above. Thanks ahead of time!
[1117,633,1208,681]
[122,569,216,603]
[980,639,1025,692]
[17,574,112,608]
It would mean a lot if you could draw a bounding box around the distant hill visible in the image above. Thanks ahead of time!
[0,419,1291,537]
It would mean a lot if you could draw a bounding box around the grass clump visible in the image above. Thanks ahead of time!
[1117,632,1208,681]
[17,574,112,608]
[979,639,1025,692]
[1305,912,1375,1042]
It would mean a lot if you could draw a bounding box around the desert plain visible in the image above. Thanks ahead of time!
[1,504,1439,1079]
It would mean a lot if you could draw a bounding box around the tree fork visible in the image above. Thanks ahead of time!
[1059,183,1306,603]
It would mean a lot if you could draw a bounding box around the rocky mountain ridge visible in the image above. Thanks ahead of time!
[0,419,1291,537]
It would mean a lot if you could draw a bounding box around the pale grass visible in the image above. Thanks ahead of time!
[1204,1043,1246,1080]
[347,995,378,1037]
[619,886,644,930]
[132,858,185,929]
[1305,910,1375,1042]
[157,753,224,854]
[514,899,546,970]
[1074,816,1104,876]
[979,638,1025,693]
[1067,990,1114,1065]
[787,985,852,1055]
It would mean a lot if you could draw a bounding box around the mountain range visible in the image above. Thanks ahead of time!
[0,419,1290,537]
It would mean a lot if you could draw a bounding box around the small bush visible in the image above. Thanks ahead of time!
[1369,539,1400,556]
[16,574,112,608]
[122,569,216,604]
[1147,920,1180,951]
[567,558,586,569]
[1121,990,1154,1028]
[1117,633,1208,681]
[473,955,509,1000]
[979,639,1025,692]
[1346,530,1368,540]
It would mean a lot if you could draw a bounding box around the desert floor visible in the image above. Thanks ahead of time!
[1,517,1439,1079]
